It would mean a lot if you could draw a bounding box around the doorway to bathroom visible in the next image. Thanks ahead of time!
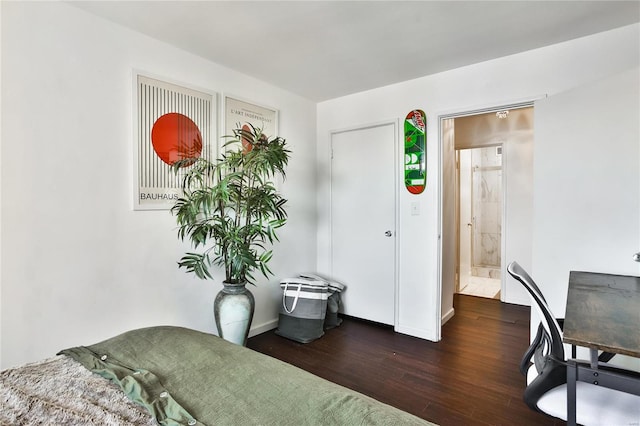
[440,105,534,309]
[457,145,502,299]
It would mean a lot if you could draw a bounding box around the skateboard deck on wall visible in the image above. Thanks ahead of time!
[404,109,426,194]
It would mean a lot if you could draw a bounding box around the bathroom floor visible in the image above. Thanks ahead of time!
[458,275,501,299]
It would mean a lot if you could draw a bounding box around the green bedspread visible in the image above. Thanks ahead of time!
[60,326,434,426]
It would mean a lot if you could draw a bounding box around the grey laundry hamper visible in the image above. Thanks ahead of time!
[299,273,346,330]
[275,277,329,343]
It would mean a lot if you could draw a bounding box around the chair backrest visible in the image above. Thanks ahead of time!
[507,261,565,361]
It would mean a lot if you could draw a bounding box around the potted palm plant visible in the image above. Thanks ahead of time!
[171,124,290,345]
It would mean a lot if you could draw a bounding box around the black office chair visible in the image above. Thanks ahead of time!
[507,261,640,425]
[513,265,618,377]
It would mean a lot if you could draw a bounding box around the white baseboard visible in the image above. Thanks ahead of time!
[249,318,278,338]
[441,307,455,325]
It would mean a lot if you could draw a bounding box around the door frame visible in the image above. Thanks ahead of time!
[436,97,541,341]
[328,119,400,328]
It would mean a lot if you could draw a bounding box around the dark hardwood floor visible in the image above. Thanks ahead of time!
[248,294,563,426]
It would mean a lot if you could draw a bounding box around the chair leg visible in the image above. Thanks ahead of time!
[567,361,577,426]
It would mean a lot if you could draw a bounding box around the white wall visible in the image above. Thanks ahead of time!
[317,24,640,341]
[1,2,317,369]
[532,66,640,372]
[533,66,640,314]
[0,2,3,364]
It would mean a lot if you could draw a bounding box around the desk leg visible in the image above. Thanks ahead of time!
[567,360,577,426]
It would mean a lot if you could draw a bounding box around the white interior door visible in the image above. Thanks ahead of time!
[330,122,396,325]
[458,149,472,290]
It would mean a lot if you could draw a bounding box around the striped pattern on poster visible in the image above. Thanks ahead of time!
[136,75,215,210]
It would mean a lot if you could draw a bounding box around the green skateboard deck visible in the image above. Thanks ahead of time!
[404,109,426,194]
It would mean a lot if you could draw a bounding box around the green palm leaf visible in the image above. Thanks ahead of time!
[171,124,289,284]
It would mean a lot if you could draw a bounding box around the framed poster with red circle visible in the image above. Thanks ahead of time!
[134,73,216,210]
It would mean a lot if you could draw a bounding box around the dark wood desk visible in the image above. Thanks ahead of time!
[563,271,640,426]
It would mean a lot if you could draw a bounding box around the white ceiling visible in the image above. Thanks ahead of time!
[71,1,640,102]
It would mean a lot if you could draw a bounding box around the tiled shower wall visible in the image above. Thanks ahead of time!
[471,146,502,273]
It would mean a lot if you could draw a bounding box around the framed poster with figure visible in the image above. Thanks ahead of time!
[223,95,278,148]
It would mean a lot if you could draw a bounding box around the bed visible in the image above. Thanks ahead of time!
[0,326,435,425]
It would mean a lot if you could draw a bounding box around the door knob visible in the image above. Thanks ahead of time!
[384,230,393,237]
[633,252,640,262]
